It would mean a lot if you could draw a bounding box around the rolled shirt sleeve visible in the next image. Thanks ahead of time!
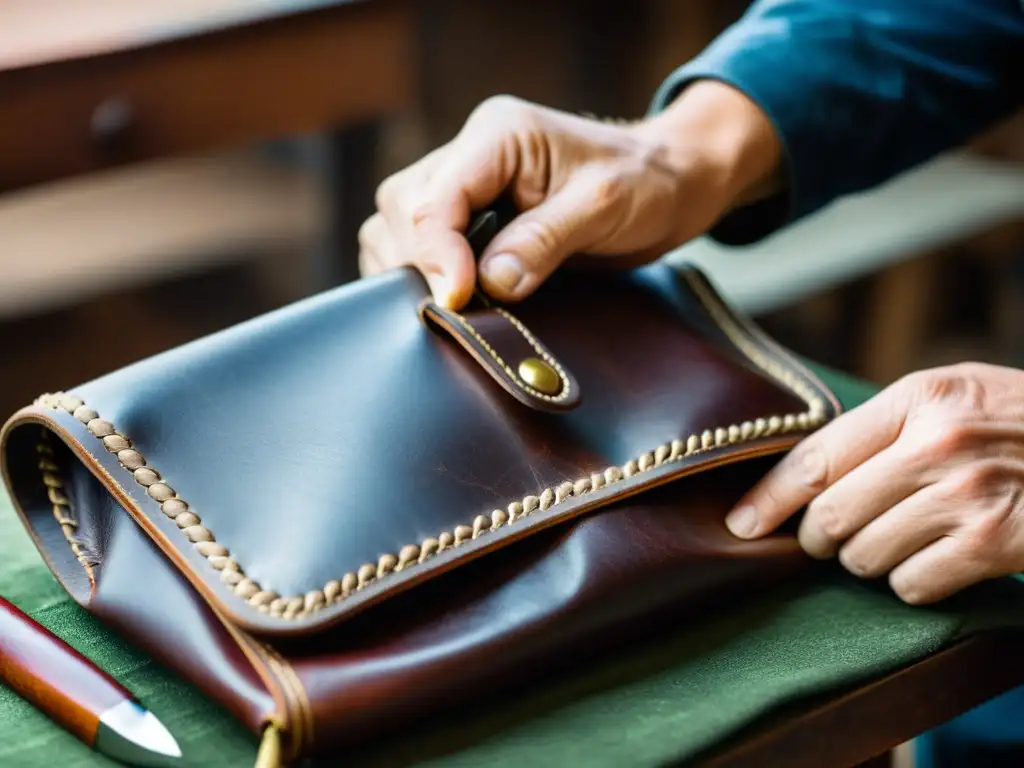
[649,0,1024,245]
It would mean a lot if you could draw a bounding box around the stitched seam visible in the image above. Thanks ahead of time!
[33,420,308,755]
[682,271,827,410]
[259,648,305,759]
[31,291,830,621]
[684,271,844,415]
[34,429,98,582]
[451,307,572,402]
[261,644,313,757]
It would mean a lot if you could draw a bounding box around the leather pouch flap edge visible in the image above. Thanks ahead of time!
[0,267,843,639]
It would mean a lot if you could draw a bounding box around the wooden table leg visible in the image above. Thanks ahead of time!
[859,254,937,384]
[312,121,382,291]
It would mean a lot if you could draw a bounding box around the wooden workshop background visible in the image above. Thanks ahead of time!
[0,0,1022,420]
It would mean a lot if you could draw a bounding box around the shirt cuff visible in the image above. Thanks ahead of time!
[648,61,798,247]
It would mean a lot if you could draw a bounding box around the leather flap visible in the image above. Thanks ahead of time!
[420,301,582,412]
[0,263,841,639]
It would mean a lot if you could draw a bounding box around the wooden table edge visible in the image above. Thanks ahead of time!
[693,628,1024,767]
[0,0,414,194]
[0,0,389,75]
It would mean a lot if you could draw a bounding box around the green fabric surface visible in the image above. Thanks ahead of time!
[2,365,1024,767]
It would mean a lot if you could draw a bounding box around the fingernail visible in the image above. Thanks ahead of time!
[480,253,524,295]
[725,505,758,538]
[425,272,454,308]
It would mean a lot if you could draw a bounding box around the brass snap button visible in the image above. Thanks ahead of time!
[517,357,561,395]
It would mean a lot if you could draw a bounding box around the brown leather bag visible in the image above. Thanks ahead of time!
[0,213,841,764]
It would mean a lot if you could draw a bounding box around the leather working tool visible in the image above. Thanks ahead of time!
[0,594,181,766]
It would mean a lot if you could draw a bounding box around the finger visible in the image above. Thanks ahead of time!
[391,134,523,309]
[358,245,382,278]
[358,235,405,284]
[476,174,611,302]
[835,483,955,578]
[725,383,913,539]
[424,133,522,223]
[798,441,927,559]
[357,214,429,294]
[364,219,460,303]
[357,214,391,276]
[371,144,477,308]
[888,534,993,605]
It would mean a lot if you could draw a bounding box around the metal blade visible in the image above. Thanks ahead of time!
[95,700,183,766]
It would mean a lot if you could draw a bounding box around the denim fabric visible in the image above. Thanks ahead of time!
[648,0,1024,245]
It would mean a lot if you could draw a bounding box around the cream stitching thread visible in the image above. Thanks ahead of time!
[35,430,98,580]
[261,644,313,757]
[450,307,572,402]
[683,272,829,426]
[34,389,823,620]
[31,280,830,621]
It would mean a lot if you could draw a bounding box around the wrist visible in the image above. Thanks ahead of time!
[636,79,784,212]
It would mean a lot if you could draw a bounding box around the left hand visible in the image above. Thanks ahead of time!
[725,363,1024,604]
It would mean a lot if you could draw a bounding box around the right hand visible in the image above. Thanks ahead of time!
[359,81,782,309]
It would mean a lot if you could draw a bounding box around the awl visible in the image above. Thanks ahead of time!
[0,595,182,766]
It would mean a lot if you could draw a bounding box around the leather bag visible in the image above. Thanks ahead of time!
[1,213,842,764]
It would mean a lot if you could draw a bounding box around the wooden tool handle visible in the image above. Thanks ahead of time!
[0,596,129,743]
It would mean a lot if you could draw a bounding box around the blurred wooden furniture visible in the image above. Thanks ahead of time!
[0,0,411,192]
[0,0,413,310]
[0,153,317,319]
[701,629,1024,767]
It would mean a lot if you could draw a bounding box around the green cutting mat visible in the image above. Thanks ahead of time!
[2,365,1023,767]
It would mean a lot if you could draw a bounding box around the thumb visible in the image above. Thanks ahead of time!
[477,178,604,302]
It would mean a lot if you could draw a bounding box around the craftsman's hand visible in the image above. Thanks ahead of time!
[358,81,782,309]
[726,363,1024,605]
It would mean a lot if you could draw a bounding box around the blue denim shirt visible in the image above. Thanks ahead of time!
[649,0,1024,245]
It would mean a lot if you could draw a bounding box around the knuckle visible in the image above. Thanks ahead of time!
[973,462,1012,497]
[591,171,629,212]
[896,368,930,393]
[944,461,1010,504]
[468,94,532,128]
[374,173,402,211]
[919,420,977,463]
[1006,479,1024,519]
[800,498,847,560]
[969,477,1020,542]
[792,441,831,495]
[907,366,985,409]
[810,500,845,542]
[516,131,551,203]
[409,199,437,229]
